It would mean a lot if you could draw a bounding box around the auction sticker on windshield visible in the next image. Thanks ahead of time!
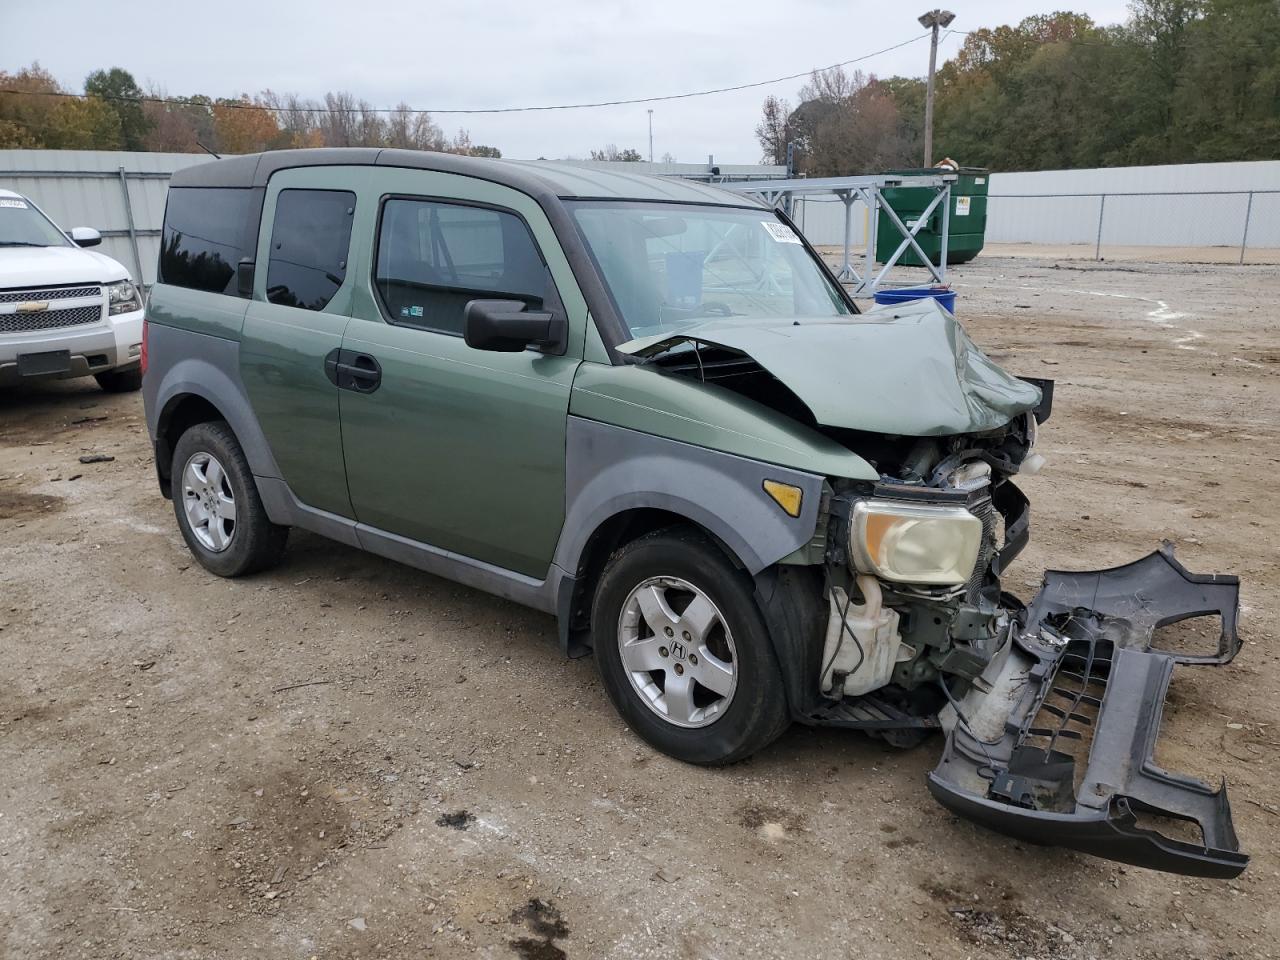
[0,199,30,209]
[761,221,802,244]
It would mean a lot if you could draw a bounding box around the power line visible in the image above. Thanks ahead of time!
[0,33,930,117]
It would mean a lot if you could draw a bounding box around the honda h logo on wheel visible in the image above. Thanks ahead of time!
[669,640,686,661]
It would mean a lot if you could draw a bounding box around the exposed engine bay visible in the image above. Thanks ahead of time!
[625,307,1247,878]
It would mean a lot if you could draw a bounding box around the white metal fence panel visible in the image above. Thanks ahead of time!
[0,150,212,286]
[792,196,870,247]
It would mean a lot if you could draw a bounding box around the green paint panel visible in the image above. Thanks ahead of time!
[147,283,248,341]
[337,167,590,578]
[570,362,878,481]
[239,166,372,518]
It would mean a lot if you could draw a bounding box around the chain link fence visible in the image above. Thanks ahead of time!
[987,190,1280,264]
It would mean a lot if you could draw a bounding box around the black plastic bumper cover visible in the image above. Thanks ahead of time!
[929,543,1248,878]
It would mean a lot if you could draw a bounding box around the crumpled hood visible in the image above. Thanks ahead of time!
[617,298,1042,436]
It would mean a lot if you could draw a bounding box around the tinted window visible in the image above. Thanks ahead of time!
[375,199,551,335]
[265,189,355,311]
[159,187,254,295]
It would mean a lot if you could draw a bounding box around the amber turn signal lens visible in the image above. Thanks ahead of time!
[762,479,803,518]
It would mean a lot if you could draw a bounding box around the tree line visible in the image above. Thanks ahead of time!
[0,65,502,157]
[757,0,1280,175]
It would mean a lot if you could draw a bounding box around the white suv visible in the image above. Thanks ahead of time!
[1,188,145,392]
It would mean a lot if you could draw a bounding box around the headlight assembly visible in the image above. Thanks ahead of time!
[107,279,141,316]
[850,498,983,585]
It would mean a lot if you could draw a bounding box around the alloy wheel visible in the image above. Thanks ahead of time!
[617,575,738,728]
[181,451,236,552]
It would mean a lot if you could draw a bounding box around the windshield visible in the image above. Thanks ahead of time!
[569,201,852,340]
[0,196,70,248]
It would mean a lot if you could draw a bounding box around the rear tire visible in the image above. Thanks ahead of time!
[591,527,789,765]
[171,421,288,577]
[94,367,142,393]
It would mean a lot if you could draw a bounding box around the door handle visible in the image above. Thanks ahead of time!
[324,349,382,393]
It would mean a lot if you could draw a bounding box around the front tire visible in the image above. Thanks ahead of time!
[591,528,789,765]
[95,367,142,393]
[171,421,288,577]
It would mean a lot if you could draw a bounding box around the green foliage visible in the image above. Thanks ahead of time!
[931,1,1279,169]
[762,1,1278,172]
[84,67,151,150]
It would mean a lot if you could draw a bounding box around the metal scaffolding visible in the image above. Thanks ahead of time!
[723,173,956,295]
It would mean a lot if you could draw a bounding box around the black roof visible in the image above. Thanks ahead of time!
[168,148,760,207]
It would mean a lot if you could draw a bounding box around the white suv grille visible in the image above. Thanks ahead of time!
[0,285,101,304]
[0,304,103,334]
[0,285,104,334]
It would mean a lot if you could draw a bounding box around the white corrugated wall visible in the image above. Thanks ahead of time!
[0,150,213,286]
[0,151,786,286]
[793,160,1280,251]
[3,152,1276,281]
[986,160,1280,248]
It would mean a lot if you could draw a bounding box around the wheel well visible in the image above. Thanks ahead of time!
[154,394,227,498]
[562,508,743,654]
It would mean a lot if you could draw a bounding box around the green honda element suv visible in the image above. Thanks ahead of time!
[144,149,1247,878]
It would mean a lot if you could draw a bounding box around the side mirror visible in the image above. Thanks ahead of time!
[236,258,255,298]
[464,299,566,354]
[69,227,101,248]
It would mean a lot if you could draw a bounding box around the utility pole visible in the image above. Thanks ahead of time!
[647,109,654,163]
[918,9,954,167]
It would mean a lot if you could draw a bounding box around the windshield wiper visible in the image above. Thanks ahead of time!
[0,241,49,247]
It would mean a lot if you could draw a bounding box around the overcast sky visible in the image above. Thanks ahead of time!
[3,0,1132,163]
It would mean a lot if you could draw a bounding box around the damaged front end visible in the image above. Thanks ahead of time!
[619,301,1247,877]
[929,544,1246,878]
[815,398,1248,878]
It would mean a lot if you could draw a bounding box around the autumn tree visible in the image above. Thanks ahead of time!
[0,63,63,148]
[47,97,122,149]
[212,95,281,154]
[0,63,121,149]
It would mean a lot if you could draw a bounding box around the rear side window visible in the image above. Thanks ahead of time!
[265,189,355,312]
[374,198,552,335]
[159,187,254,295]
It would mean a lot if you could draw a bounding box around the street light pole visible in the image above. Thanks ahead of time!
[647,109,654,163]
[918,9,954,167]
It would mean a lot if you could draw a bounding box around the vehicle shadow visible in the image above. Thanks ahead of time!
[0,378,135,443]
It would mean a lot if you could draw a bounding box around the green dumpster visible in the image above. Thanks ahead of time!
[875,167,989,267]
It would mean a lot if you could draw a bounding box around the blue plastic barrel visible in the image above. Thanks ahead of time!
[873,286,957,313]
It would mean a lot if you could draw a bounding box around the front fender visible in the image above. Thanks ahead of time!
[554,417,825,577]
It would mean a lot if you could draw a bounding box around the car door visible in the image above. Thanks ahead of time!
[339,169,587,579]
[240,167,371,518]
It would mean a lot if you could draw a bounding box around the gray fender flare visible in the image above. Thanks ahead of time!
[144,324,281,481]
[554,417,825,579]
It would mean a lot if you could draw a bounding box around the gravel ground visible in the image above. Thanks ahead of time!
[2,256,1278,960]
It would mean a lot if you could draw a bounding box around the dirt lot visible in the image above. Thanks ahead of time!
[2,256,1278,960]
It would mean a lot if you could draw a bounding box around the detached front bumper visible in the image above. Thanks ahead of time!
[929,543,1248,878]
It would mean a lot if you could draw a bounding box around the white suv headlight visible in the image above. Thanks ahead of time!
[107,280,141,315]
[850,498,983,585]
